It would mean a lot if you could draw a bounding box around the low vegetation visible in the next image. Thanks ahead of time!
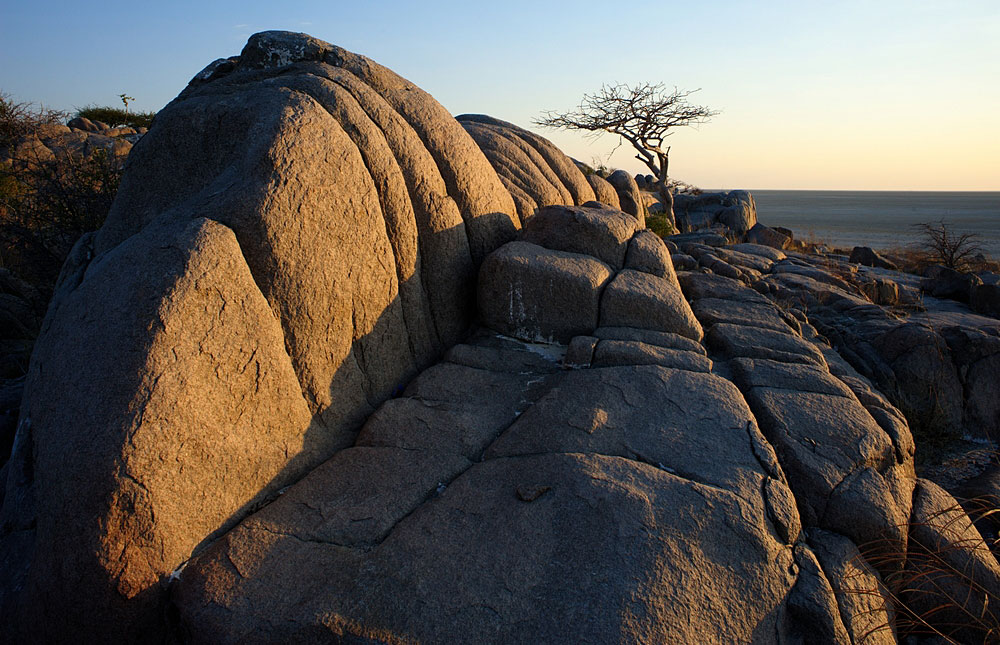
[1,92,125,291]
[75,104,155,129]
[853,496,1000,644]
[646,209,675,237]
[912,220,989,273]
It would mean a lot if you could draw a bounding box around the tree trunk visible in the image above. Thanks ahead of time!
[654,149,675,231]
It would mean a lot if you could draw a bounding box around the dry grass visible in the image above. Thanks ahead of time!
[847,495,1000,644]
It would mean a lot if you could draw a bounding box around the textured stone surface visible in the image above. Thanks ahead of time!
[0,31,519,641]
[607,169,644,225]
[593,325,706,354]
[585,173,622,210]
[599,269,703,341]
[519,204,637,269]
[746,223,791,249]
[706,323,827,367]
[458,114,595,222]
[478,241,613,343]
[0,219,316,640]
[564,335,598,367]
[691,298,797,333]
[624,229,674,278]
[175,364,811,644]
[591,339,712,372]
[807,529,897,645]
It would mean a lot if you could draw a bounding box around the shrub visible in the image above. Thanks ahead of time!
[912,220,985,273]
[646,210,675,238]
[2,147,122,236]
[75,105,155,129]
[0,92,67,152]
[1,92,124,292]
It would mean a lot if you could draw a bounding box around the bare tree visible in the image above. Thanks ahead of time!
[534,83,718,206]
[913,220,984,271]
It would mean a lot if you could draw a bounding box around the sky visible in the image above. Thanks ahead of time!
[2,0,998,190]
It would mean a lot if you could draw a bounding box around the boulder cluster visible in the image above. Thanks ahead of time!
[673,189,758,235]
[1,31,998,643]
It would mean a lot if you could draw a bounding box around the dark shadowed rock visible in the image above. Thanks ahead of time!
[921,265,982,302]
[593,326,706,354]
[175,451,802,644]
[746,223,791,249]
[850,246,898,270]
[591,339,712,372]
[972,282,1000,317]
[478,241,613,343]
[706,323,827,367]
[599,269,703,341]
[905,479,1000,642]
[691,298,797,333]
[564,335,598,367]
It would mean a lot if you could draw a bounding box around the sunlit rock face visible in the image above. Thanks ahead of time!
[458,113,596,222]
[0,30,516,642]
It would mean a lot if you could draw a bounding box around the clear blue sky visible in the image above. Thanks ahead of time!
[3,0,998,190]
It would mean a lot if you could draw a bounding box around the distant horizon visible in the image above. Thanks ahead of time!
[3,1,997,192]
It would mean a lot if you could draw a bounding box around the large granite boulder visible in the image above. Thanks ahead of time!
[607,169,645,224]
[477,241,613,343]
[519,204,638,269]
[458,114,595,222]
[0,31,518,641]
[584,173,622,210]
[600,269,703,341]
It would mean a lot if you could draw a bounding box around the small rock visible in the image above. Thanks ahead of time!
[515,485,551,502]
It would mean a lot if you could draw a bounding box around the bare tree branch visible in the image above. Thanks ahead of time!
[912,220,984,271]
[534,83,718,196]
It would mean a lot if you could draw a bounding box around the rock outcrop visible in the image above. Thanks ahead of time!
[1,29,993,645]
[172,191,872,644]
[584,172,622,210]
[0,30,518,641]
[457,114,595,222]
[674,189,757,235]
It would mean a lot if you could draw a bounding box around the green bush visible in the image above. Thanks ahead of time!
[646,210,675,238]
[76,105,155,129]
